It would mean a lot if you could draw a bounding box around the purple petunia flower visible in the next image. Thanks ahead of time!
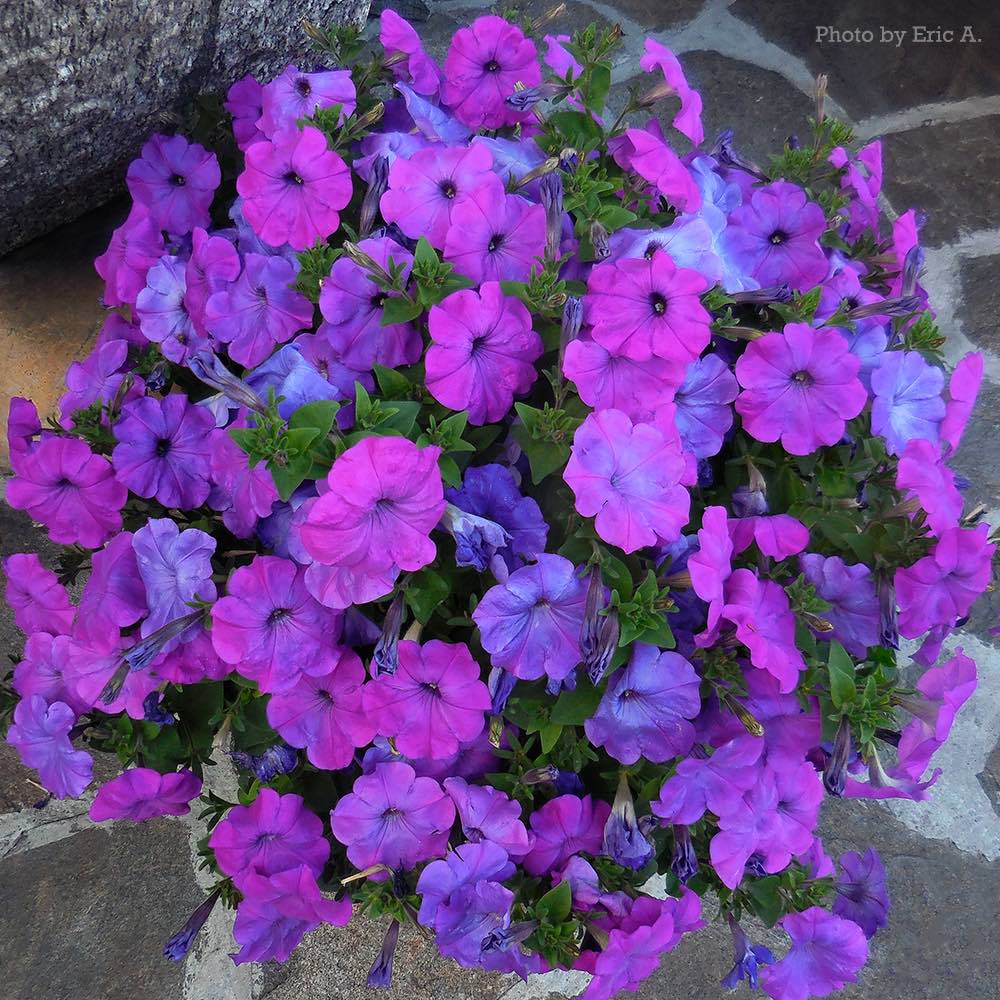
[522,794,611,876]
[330,761,455,872]
[833,848,890,939]
[760,907,868,1000]
[230,743,299,782]
[441,16,541,129]
[870,350,945,455]
[211,555,340,693]
[364,640,491,760]
[13,633,88,714]
[3,552,75,637]
[89,767,202,822]
[225,74,265,150]
[112,394,214,509]
[444,179,545,284]
[896,437,962,537]
[6,396,43,472]
[208,423,279,538]
[184,227,242,333]
[638,39,704,145]
[426,281,542,425]
[940,352,983,452]
[724,180,828,291]
[586,250,710,365]
[94,204,165,307]
[266,647,375,771]
[7,436,126,548]
[58,339,135,425]
[564,409,690,554]
[258,64,356,138]
[585,644,701,764]
[473,554,588,687]
[672,353,739,458]
[610,127,702,214]
[6,695,93,799]
[126,133,220,235]
[438,503,511,575]
[237,126,353,251]
[74,531,145,640]
[136,255,203,363]
[443,777,531,858]
[209,788,330,887]
[381,144,495,249]
[735,324,866,456]
[380,10,442,96]
[799,553,878,657]
[722,913,775,991]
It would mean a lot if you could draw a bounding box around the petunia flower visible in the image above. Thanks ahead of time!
[208,423,279,538]
[6,695,93,799]
[58,339,134,425]
[126,133,220,234]
[112,394,215,509]
[13,633,88,714]
[438,504,511,575]
[211,555,340,693]
[6,396,43,472]
[522,794,611,876]
[224,74,265,150]
[896,437,962,537]
[638,39,704,145]
[473,554,588,687]
[136,255,203,363]
[258,64,356,138]
[380,9,442,96]
[7,436,126,548]
[940,351,983,452]
[585,644,701,764]
[2,552,75,637]
[381,143,495,249]
[585,250,710,365]
[442,777,531,858]
[672,352,739,458]
[833,849,890,939]
[426,281,542,425]
[729,513,810,561]
[364,640,491,759]
[735,324,867,455]
[564,409,690,554]
[441,15,541,129]
[799,554,878,657]
[237,126,352,251]
[75,531,146,640]
[724,180,828,291]
[760,907,868,1000]
[722,913,775,991]
[153,628,231,685]
[870,350,945,455]
[94,204,165,307]
[610,127,701,213]
[443,179,545,284]
[89,767,202,822]
[687,504,732,631]
[330,761,455,872]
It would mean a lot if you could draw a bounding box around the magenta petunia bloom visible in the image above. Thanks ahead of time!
[153,628,231,685]
[259,65,356,138]
[760,908,868,1000]
[585,644,701,764]
[472,554,588,686]
[225,74,265,150]
[316,236,421,371]
[58,339,132,425]
[725,180,828,291]
[833,848,890,940]
[870,350,945,455]
[330,761,455,872]
[232,864,352,965]
[563,335,684,423]
[237,126,352,251]
[728,514,810,561]
[299,437,444,610]
[381,143,495,249]
[896,438,962,536]
[639,39,704,145]
[522,794,611,876]
[688,505,733,631]
[735,324,866,455]
[136,255,203,363]
[586,250,710,365]
[380,9,442,96]
[89,767,202,822]
[184,227,241,334]
[126,133,220,234]
[112,394,215,509]
[895,525,994,638]
[940,351,983,452]
[672,353,739,458]
[7,436,126,548]
[211,555,341,693]
[426,282,542,425]
[652,736,763,825]
[266,646,376,770]
[209,425,279,538]
[441,15,540,129]
[444,179,545,284]
[6,396,42,471]
[13,633,88,714]
[132,518,216,638]
[564,409,690,554]
[443,777,531,858]
[6,695,93,799]
[2,552,75,637]
[94,204,165,307]
[799,554,878,657]
[77,530,147,638]
[610,128,701,214]
[722,569,806,693]
[210,788,330,886]
[365,640,491,760]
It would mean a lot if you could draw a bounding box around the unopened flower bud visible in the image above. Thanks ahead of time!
[359,155,389,237]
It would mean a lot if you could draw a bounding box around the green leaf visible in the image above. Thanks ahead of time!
[548,109,604,148]
[288,400,340,438]
[539,722,563,754]
[404,568,451,624]
[380,295,423,326]
[595,204,637,232]
[373,364,412,399]
[550,679,602,726]
[535,880,572,924]
[746,876,783,927]
[438,454,462,489]
[512,425,569,484]
[229,427,258,456]
[583,62,612,115]
[827,641,857,709]
[379,400,421,436]
[354,382,373,424]
[414,237,438,269]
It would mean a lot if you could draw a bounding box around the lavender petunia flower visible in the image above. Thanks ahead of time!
[672,353,739,458]
[833,848,890,939]
[136,255,203,363]
[799,553,878,657]
[3,552,75,637]
[522,794,610,876]
[870,350,945,455]
[443,777,531,858]
[258,64,356,138]
[439,503,511,574]
[6,696,93,799]
[89,767,202,822]
[58,339,134,425]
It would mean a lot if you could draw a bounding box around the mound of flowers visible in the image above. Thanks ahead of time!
[3,10,997,999]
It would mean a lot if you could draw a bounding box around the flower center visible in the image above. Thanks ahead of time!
[470,334,488,354]
[169,173,186,187]
[294,78,312,97]
[382,806,403,818]
[284,171,305,186]
[792,370,813,385]
[769,230,788,245]
[484,59,501,73]
[254,283,269,302]
[487,233,506,253]
[439,179,457,199]
[267,607,292,625]
[372,292,388,309]
[254,831,279,846]
[56,476,73,488]
[620,689,637,700]
[650,292,668,315]
[155,438,172,457]
[422,681,441,696]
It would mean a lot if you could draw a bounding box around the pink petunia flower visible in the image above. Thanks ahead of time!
[610,127,702,213]
[688,505,733,631]
[184,227,241,335]
[586,250,710,365]
[364,640,491,760]
[7,437,126,548]
[441,16,541,129]
[522,794,611,876]
[208,423,279,539]
[94,204,165,307]
[77,531,147,638]
[225,74,265,150]
[13,633,88,715]
[735,324,866,455]
[89,767,202,822]
[380,9,442,97]
[728,513,810,560]
[237,126,352,251]
[638,40,704,145]
[940,351,984,453]
[2,552,75,637]
[211,555,341,693]
[896,438,962,537]
[6,695,93,799]
[266,647,376,770]
[564,409,690,554]
[426,281,542,425]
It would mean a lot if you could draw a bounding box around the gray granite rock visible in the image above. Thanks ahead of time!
[0,0,370,254]
[956,254,1000,357]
